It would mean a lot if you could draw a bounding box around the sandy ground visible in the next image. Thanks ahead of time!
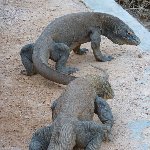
[0,0,150,150]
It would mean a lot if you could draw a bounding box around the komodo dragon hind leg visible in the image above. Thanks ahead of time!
[55,43,79,75]
[75,121,104,150]
[94,96,114,141]
[90,29,113,62]
[20,43,37,76]
[73,44,88,55]
[29,124,53,150]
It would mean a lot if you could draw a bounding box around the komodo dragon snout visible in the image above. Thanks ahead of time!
[90,75,114,99]
[121,28,140,45]
[99,80,114,99]
[103,17,140,46]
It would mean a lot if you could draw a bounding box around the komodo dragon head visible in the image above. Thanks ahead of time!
[103,16,141,46]
[90,75,114,100]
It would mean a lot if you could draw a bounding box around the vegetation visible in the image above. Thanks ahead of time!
[115,0,150,30]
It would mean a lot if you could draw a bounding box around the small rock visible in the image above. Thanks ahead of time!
[134,77,138,81]
[138,54,142,58]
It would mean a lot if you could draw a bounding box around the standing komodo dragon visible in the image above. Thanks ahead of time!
[20,12,140,85]
[29,74,114,150]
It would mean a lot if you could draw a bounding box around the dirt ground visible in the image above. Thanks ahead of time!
[0,0,150,150]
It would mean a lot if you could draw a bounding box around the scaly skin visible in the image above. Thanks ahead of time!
[29,74,114,150]
[20,12,140,85]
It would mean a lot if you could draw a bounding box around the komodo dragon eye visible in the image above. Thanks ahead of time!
[127,32,131,35]
[127,31,133,35]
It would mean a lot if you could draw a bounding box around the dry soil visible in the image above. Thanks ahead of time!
[0,0,150,150]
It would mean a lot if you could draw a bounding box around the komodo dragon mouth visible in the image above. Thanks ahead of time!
[112,27,141,46]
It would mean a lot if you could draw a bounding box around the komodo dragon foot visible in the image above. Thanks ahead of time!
[20,43,37,76]
[95,55,114,62]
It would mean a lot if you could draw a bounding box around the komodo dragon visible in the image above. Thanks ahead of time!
[29,74,114,150]
[20,12,140,85]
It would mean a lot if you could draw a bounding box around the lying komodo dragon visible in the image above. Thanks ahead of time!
[20,12,140,85]
[29,74,114,150]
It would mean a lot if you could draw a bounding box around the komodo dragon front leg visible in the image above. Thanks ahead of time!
[94,96,114,141]
[90,29,113,62]
[54,43,79,74]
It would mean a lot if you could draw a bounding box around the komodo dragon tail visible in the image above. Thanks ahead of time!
[48,121,76,150]
[21,43,76,85]
[33,54,76,85]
